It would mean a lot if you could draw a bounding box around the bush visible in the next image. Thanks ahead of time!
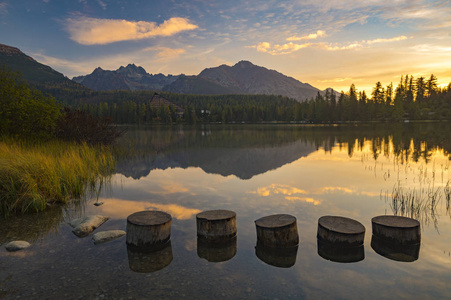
[55,107,124,145]
[0,66,61,139]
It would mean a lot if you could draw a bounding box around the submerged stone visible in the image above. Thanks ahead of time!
[68,215,110,237]
[5,241,31,252]
[92,230,126,244]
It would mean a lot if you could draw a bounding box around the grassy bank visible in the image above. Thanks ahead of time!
[0,139,115,216]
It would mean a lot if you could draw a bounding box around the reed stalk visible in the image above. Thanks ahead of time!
[0,138,115,216]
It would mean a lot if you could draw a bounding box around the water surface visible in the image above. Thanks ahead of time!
[1,123,451,299]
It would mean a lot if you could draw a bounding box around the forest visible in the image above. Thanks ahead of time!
[63,74,451,124]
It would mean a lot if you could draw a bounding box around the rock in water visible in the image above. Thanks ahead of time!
[5,241,31,252]
[68,215,109,237]
[92,230,126,244]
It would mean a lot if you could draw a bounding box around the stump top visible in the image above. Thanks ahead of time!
[318,216,365,234]
[372,215,420,228]
[196,209,236,221]
[255,214,296,228]
[127,211,172,226]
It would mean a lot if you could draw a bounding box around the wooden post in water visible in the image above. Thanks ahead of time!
[196,210,237,243]
[371,215,420,245]
[255,214,299,248]
[317,216,365,247]
[126,211,172,251]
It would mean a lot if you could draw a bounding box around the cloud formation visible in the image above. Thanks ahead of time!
[66,16,198,45]
[250,35,409,55]
[286,30,326,41]
[143,46,187,60]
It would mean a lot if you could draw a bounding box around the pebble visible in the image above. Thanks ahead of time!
[5,241,31,252]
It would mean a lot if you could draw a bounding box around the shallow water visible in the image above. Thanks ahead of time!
[1,123,451,299]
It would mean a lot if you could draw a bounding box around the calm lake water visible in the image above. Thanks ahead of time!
[1,123,451,299]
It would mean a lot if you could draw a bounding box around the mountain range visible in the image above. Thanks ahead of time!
[74,60,330,101]
[0,43,334,101]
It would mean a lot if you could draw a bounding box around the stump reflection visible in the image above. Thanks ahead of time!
[255,241,298,268]
[317,239,365,263]
[371,235,420,262]
[127,241,173,273]
[197,236,237,262]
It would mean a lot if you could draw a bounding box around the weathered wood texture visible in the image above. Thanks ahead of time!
[317,216,365,247]
[255,214,299,247]
[372,215,420,245]
[196,210,237,242]
[126,211,172,251]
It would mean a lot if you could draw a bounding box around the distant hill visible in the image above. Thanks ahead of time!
[0,43,85,91]
[0,43,337,102]
[72,64,179,91]
[164,61,322,101]
[76,60,336,102]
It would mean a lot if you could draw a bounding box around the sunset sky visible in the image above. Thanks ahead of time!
[1,0,450,94]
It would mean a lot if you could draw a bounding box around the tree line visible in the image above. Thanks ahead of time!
[0,66,122,144]
[67,74,450,124]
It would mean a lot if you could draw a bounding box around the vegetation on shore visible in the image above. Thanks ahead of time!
[0,139,115,216]
[0,66,121,216]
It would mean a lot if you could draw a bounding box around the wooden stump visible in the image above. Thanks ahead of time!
[255,241,298,268]
[127,241,173,273]
[371,234,420,262]
[317,239,365,263]
[197,236,237,262]
[372,215,420,245]
[255,214,299,248]
[317,216,365,247]
[126,211,172,251]
[196,210,237,243]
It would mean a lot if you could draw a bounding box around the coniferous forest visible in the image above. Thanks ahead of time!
[63,74,450,124]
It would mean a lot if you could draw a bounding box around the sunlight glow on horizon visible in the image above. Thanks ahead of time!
[2,0,450,94]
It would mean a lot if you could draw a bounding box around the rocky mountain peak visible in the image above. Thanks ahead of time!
[117,63,148,76]
[0,43,23,55]
[234,60,255,68]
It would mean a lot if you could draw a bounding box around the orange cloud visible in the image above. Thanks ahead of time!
[251,184,308,197]
[285,196,321,205]
[66,17,198,45]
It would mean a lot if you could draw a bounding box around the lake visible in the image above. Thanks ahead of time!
[1,123,451,299]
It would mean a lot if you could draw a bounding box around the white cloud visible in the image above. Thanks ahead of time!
[65,16,198,45]
[249,35,408,55]
[248,41,312,55]
[96,0,106,10]
[0,2,8,16]
[287,30,326,41]
[365,36,408,44]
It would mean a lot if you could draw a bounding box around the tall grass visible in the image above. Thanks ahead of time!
[386,180,441,229]
[0,138,115,216]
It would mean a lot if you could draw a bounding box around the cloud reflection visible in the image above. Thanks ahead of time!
[96,198,201,220]
[250,183,379,206]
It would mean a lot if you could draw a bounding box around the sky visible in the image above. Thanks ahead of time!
[1,0,450,94]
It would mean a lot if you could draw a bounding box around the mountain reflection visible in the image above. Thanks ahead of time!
[115,123,451,180]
